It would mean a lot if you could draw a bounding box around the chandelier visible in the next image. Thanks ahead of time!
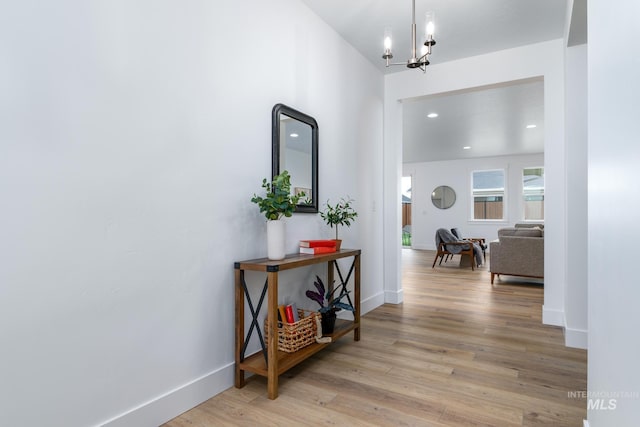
[382,0,436,72]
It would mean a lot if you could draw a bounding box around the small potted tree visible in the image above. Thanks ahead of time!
[319,197,358,250]
[305,275,354,335]
[251,170,303,260]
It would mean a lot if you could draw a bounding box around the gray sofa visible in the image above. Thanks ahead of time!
[489,223,544,284]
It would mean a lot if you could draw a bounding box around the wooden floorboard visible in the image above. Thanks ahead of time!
[164,249,587,426]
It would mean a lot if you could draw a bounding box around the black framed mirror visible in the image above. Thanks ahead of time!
[272,103,318,213]
[431,185,456,209]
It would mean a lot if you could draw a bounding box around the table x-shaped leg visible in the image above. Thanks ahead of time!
[332,258,356,310]
[239,271,268,363]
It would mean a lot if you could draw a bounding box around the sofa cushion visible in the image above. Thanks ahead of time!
[498,227,543,238]
[515,223,544,230]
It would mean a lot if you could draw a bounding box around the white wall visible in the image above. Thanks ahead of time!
[0,1,384,426]
[564,44,588,349]
[385,40,566,327]
[587,1,640,425]
[404,154,544,250]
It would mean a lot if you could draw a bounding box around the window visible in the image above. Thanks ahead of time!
[472,169,505,220]
[523,167,544,220]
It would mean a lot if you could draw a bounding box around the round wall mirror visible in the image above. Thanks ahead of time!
[431,185,456,209]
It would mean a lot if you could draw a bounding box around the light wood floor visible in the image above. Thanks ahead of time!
[164,249,587,426]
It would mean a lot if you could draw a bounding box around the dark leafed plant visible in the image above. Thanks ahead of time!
[251,170,304,220]
[305,275,354,314]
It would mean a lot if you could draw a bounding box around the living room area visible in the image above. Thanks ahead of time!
[402,139,546,285]
[395,62,582,346]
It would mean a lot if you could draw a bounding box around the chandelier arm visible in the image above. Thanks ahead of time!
[381,0,436,72]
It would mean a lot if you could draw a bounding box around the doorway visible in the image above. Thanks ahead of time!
[402,175,412,247]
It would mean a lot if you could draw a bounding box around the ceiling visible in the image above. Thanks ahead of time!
[300,0,572,161]
[403,79,544,162]
[282,115,312,154]
[300,0,568,75]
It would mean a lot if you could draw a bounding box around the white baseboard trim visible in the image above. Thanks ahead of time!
[384,288,404,304]
[542,305,565,327]
[101,362,234,427]
[564,326,588,349]
[583,420,589,427]
[361,291,385,314]
[99,292,388,427]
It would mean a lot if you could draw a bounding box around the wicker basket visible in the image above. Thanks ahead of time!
[265,309,319,353]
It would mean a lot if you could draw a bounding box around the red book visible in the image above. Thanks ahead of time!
[299,246,337,255]
[284,305,295,323]
[299,239,337,248]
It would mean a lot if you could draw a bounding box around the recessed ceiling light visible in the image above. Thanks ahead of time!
[427,113,439,118]
[526,124,537,129]
[463,146,471,150]
[290,133,299,138]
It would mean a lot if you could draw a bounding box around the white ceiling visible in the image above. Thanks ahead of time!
[300,0,571,161]
[300,0,568,75]
[403,79,544,162]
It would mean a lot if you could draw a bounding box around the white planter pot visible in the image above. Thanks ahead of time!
[267,219,286,260]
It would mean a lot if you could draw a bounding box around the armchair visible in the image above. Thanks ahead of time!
[432,228,484,270]
[451,228,487,262]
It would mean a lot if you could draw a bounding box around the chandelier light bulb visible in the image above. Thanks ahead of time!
[383,27,393,52]
[425,11,436,37]
[426,20,435,37]
[384,35,392,50]
[382,27,393,62]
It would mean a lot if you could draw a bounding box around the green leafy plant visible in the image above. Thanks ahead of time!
[305,275,354,314]
[320,197,358,240]
[251,171,304,220]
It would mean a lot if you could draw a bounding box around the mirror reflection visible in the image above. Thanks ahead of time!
[280,114,313,202]
[272,104,318,213]
[431,185,456,209]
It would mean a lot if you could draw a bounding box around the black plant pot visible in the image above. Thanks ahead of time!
[320,310,337,335]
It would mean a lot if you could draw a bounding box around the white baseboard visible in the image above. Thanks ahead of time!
[384,288,404,304]
[99,292,388,427]
[542,305,565,327]
[101,363,235,427]
[361,291,385,314]
[565,326,588,349]
[543,306,588,349]
[583,420,589,427]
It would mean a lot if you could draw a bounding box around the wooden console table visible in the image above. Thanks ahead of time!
[234,249,361,399]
